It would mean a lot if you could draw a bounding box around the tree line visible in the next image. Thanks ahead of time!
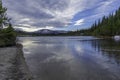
[89,7,120,36]
[69,7,120,36]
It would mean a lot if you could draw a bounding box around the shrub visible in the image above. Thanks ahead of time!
[0,26,16,47]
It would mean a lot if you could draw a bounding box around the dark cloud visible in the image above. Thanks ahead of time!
[3,0,120,31]
[3,0,70,29]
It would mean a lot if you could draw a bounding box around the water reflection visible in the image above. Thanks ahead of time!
[19,37,120,80]
[89,39,120,64]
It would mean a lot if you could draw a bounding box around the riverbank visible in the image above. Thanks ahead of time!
[0,44,33,80]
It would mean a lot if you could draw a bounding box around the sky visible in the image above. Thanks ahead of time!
[3,0,120,32]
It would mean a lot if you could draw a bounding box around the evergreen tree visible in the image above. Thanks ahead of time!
[0,0,10,29]
[0,0,16,47]
[87,7,120,36]
[70,7,120,36]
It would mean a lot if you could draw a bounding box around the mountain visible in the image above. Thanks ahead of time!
[15,29,68,36]
[34,29,67,34]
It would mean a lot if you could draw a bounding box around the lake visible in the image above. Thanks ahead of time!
[19,36,120,80]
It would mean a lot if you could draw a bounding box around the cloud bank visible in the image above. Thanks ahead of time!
[3,0,120,31]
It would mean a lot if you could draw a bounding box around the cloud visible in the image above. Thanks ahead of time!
[2,0,70,30]
[74,19,85,26]
[3,0,120,31]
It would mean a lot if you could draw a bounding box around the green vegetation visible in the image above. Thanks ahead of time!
[89,7,120,36]
[70,7,120,36]
[0,1,16,47]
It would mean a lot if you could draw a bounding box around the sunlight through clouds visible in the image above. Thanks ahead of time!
[74,19,85,26]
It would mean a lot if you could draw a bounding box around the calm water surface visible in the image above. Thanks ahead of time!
[19,36,120,80]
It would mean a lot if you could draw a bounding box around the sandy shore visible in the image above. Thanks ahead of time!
[0,45,33,80]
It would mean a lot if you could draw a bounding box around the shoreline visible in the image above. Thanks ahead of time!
[0,44,33,80]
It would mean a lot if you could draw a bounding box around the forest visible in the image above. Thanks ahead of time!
[72,7,120,36]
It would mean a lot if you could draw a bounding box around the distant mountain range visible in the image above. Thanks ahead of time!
[34,29,67,34]
[15,29,68,35]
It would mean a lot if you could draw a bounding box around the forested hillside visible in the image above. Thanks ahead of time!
[90,7,120,36]
[70,7,120,36]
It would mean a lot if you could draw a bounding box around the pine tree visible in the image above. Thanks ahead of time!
[0,0,10,29]
[88,7,120,36]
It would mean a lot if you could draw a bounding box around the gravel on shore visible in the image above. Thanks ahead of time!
[0,45,33,80]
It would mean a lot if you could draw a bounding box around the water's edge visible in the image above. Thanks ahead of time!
[0,45,33,80]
